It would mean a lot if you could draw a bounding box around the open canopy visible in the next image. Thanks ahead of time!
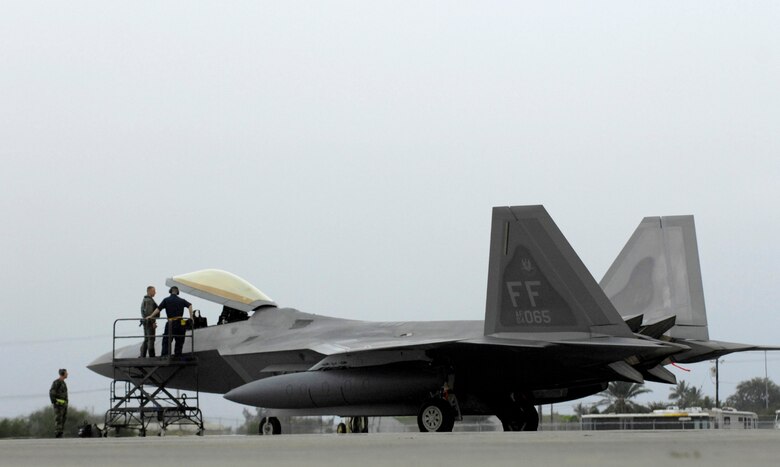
[165,269,276,312]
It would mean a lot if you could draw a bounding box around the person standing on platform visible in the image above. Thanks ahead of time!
[140,286,158,358]
[49,369,68,438]
[146,286,193,357]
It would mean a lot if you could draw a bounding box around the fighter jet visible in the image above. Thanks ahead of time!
[87,205,771,434]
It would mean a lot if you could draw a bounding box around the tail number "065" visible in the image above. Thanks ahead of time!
[514,309,552,325]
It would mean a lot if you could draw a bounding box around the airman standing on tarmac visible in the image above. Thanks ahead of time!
[50,369,68,438]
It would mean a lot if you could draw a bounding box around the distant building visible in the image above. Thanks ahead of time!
[582,407,757,431]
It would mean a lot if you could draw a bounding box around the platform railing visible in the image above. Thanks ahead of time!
[111,317,196,360]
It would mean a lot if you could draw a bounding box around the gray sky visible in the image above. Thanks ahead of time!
[1,1,778,424]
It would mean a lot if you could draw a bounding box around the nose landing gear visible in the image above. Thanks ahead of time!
[259,416,281,435]
[336,417,369,434]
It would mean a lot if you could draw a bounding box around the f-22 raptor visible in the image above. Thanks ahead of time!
[88,205,775,434]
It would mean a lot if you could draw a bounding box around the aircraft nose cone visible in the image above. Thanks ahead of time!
[87,350,114,379]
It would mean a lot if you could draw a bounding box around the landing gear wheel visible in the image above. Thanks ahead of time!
[417,398,455,432]
[259,416,282,435]
[336,422,347,434]
[348,416,368,433]
[499,404,538,432]
[523,405,539,431]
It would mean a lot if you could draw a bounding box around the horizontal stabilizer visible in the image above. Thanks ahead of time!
[556,336,683,362]
[459,334,681,364]
[638,316,677,339]
[644,365,677,384]
[608,361,644,384]
[672,339,780,364]
[623,314,644,333]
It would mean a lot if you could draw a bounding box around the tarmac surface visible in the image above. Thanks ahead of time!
[3,430,780,467]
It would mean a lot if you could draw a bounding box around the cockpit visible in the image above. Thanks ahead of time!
[165,269,277,326]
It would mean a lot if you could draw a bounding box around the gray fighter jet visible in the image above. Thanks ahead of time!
[87,205,774,433]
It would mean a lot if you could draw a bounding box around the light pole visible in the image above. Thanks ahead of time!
[765,350,769,410]
[712,359,722,408]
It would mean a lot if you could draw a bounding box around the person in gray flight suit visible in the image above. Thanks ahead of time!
[140,286,158,357]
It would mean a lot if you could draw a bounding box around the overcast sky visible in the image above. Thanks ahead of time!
[1,1,778,425]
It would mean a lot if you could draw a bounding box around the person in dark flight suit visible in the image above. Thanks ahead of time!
[147,286,193,356]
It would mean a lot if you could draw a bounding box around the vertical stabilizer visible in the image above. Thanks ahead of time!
[600,216,708,341]
[484,206,632,338]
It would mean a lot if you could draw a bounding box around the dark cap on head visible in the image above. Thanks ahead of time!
[169,286,179,295]
[58,369,67,376]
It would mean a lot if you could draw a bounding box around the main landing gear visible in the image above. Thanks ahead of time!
[417,397,456,432]
[415,386,540,432]
[496,395,539,431]
[417,383,461,432]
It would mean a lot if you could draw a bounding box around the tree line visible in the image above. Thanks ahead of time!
[583,377,780,416]
[0,405,102,438]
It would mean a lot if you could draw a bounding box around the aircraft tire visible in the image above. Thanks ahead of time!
[349,416,368,433]
[499,404,538,432]
[259,416,282,435]
[522,405,539,431]
[417,398,455,432]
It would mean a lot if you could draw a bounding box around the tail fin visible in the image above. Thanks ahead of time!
[600,216,708,341]
[484,206,632,338]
